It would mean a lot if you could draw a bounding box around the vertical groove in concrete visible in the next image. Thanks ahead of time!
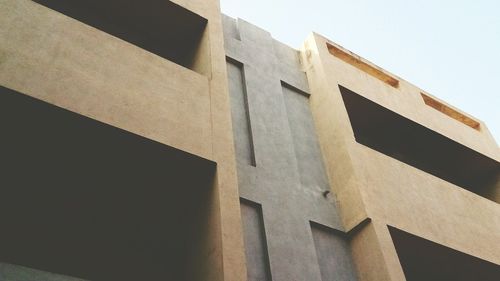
[226,58,256,167]
[310,222,359,281]
[223,15,358,281]
[240,200,272,281]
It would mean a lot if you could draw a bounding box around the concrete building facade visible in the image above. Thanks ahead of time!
[0,1,499,281]
[223,16,358,281]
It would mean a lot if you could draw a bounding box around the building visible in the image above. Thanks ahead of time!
[0,1,498,281]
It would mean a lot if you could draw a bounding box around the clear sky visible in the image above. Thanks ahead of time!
[220,0,500,144]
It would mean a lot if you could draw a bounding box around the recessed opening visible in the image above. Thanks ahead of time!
[327,43,399,88]
[0,86,216,281]
[421,92,481,130]
[389,226,500,281]
[340,85,499,202]
[239,199,271,281]
[226,57,256,167]
[33,0,208,73]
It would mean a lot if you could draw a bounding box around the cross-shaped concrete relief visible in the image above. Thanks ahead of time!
[223,15,359,281]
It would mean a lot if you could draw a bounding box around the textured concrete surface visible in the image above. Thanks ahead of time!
[33,0,208,71]
[223,15,358,281]
[240,200,272,281]
[301,33,500,281]
[2,1,499,280]
[311,223,359,281]
[0,1,247,280]
[0,0,211,158]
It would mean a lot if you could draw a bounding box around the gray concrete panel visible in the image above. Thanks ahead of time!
[274,41,310,94]
[223,14,358,281]
[240,200,272,281]
[226,59,255,166]
[311,223,359,281]
[222,15,241,41]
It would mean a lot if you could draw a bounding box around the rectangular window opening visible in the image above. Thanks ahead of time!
[340,85,499,202]
[421,92,481,130]
[33,0,208,74]
[327,42,399,88]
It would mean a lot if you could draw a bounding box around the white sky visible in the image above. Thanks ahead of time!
[220,0,500,144]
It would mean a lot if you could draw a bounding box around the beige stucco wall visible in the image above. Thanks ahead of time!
[3,1,498,280]
[0,1,247,280]
[0,0,211,158]
[301,32,500,281]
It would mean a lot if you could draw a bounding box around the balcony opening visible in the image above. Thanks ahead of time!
[389,226,500,281]
[340,85,499,202]
[421,93,481,130]
[327,43,399,88]
[33,0,208,73]
[0,86,217,281]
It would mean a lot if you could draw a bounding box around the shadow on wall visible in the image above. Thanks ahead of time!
[339,85,500,202]
[389,226,500,281]
[33,0,208,73]
[0,86,216,281]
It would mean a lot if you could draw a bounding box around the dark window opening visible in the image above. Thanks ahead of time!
[0,86,216,281]
[389,226,500,281]
[339,85,499,202]
[33,0,208,72]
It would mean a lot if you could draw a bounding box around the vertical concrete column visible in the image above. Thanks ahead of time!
[223,16,359,281]
[196,2,248,280]
[350,221,406,281]
[300,33,405,281]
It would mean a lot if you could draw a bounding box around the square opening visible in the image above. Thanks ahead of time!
[340,85,499,202]
[389,226,500,281]
[33,0,208,73]
[0,86,216,281]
